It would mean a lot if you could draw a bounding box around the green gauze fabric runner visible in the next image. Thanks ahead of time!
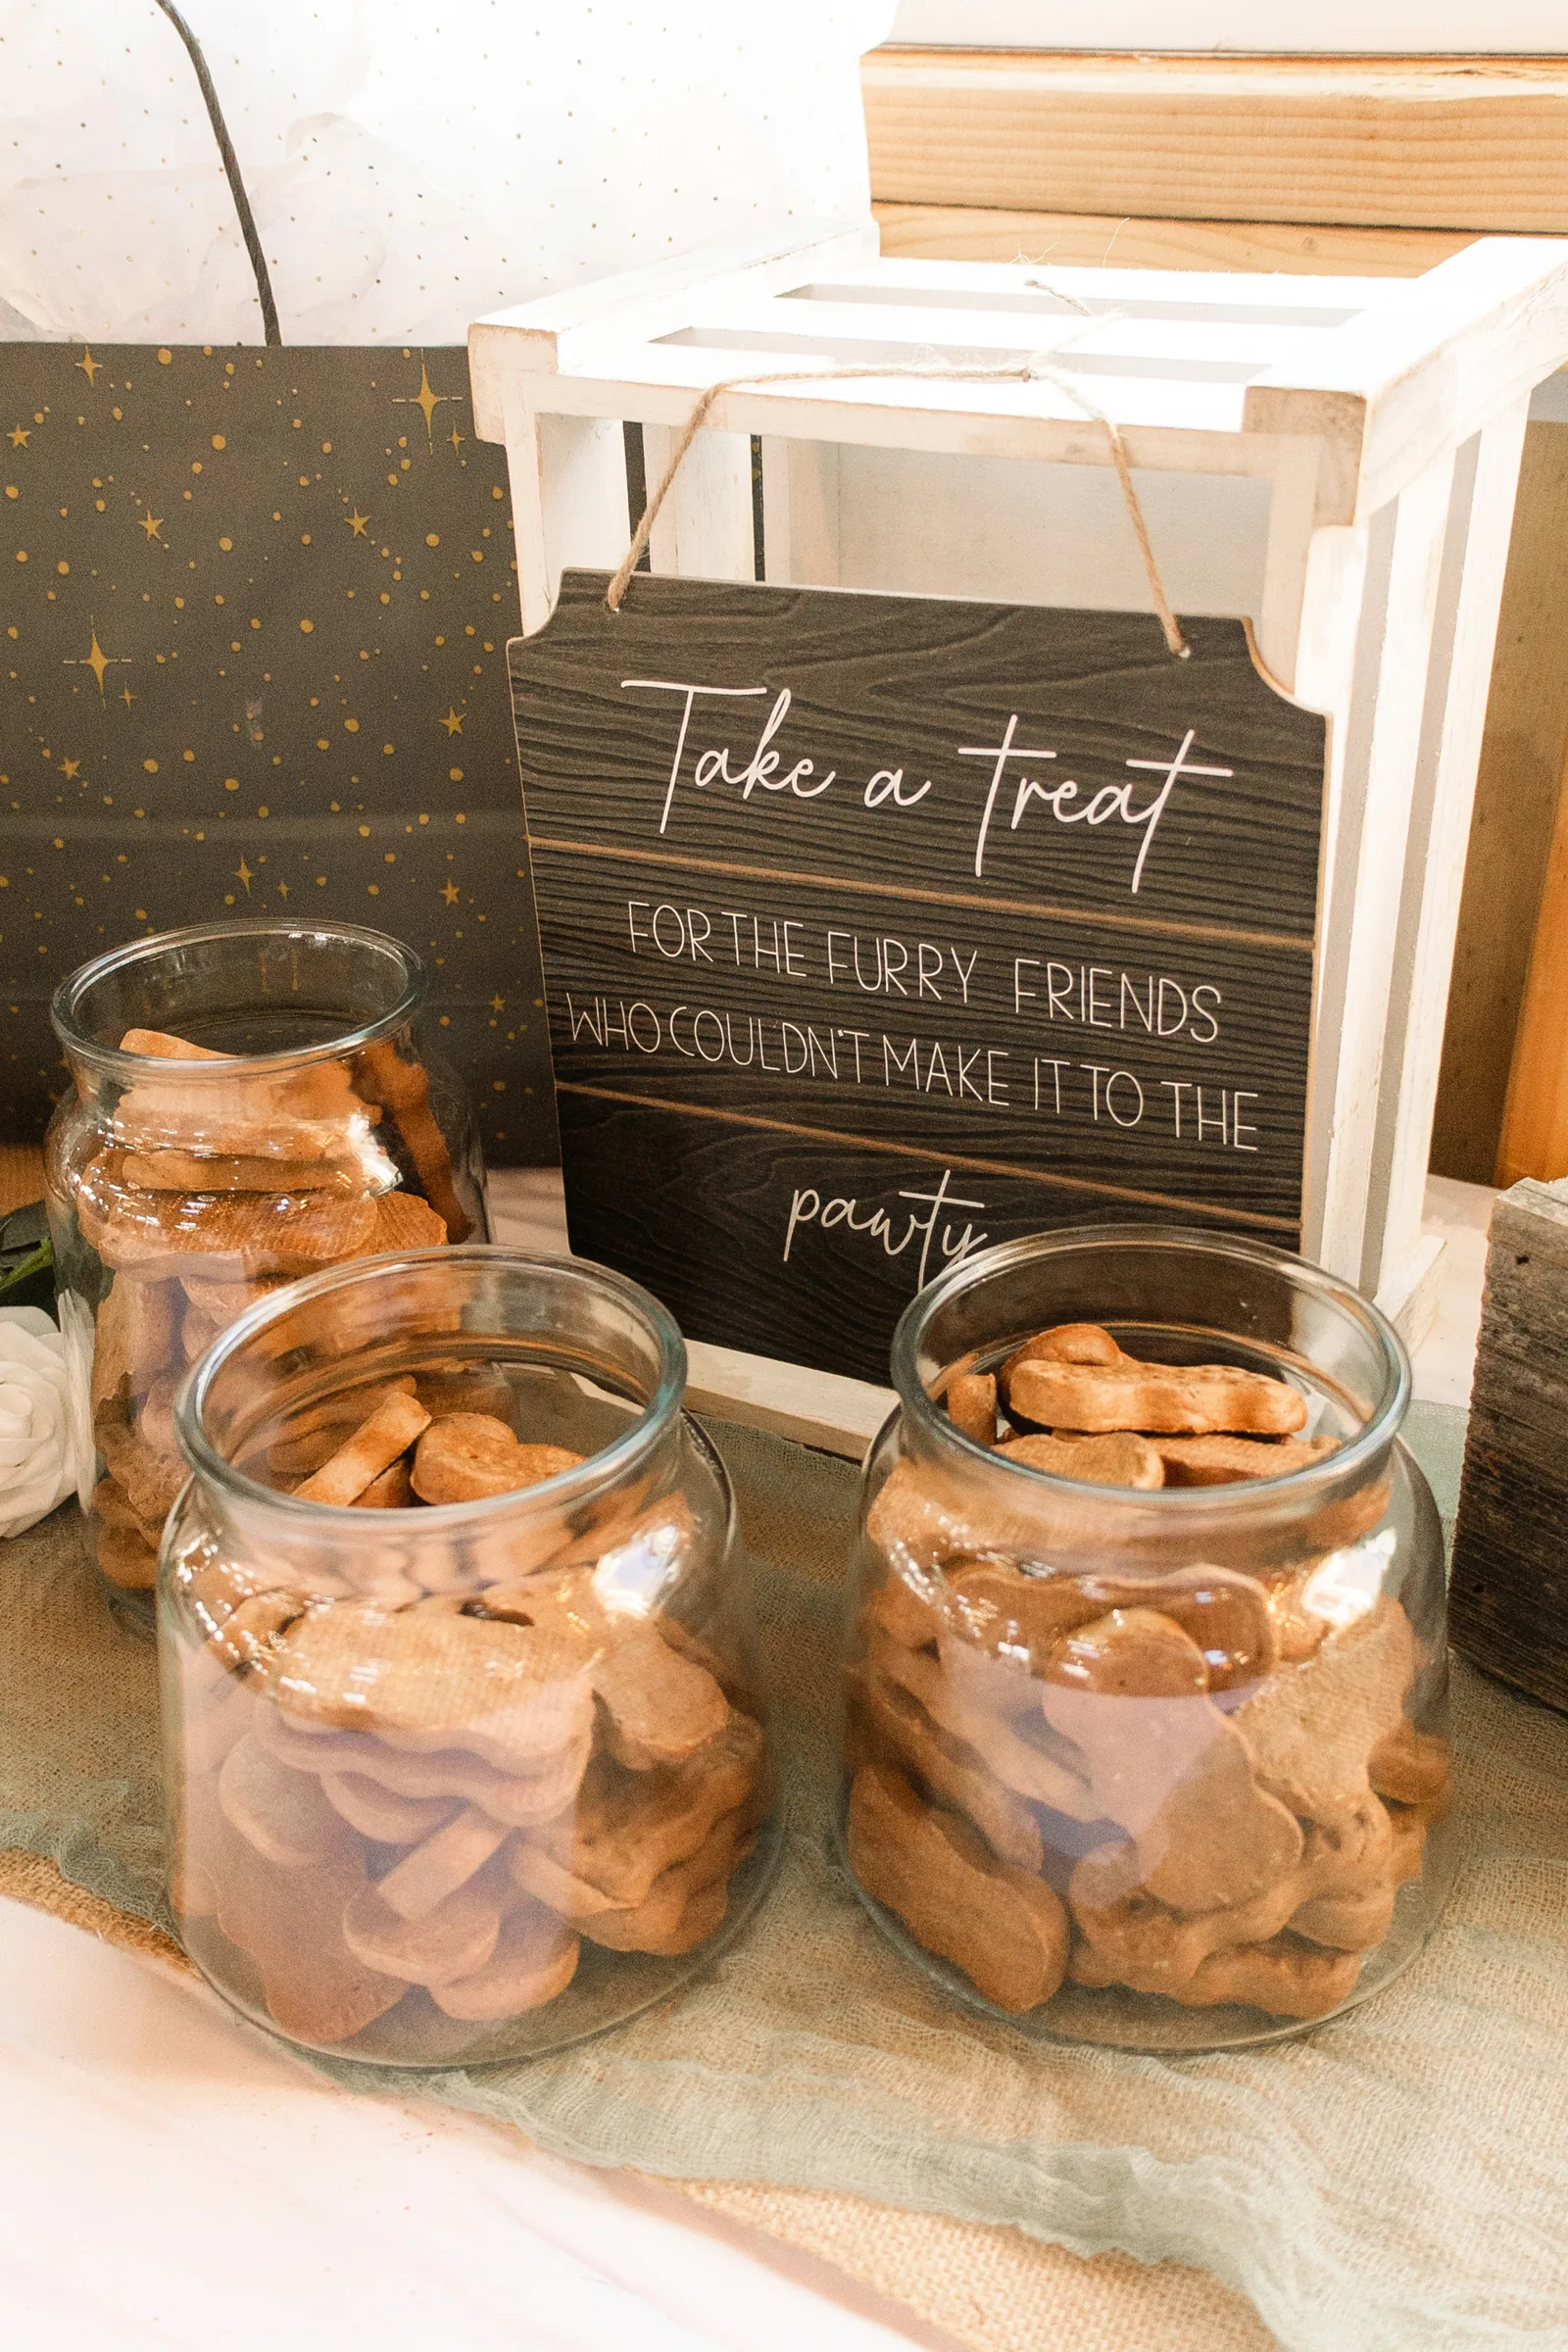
[2,1406,1565,2352]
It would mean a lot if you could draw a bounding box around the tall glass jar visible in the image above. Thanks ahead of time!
[44,919,486,1622]
[160,1247,777,2065]
[841,1226,1452,2052]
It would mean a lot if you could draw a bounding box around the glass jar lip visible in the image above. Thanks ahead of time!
[889,1221,1410,1509]
[174,1244,690,1527]
[50,917,426,1080]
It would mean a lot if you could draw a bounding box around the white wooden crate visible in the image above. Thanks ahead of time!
[469,220,1568,1360]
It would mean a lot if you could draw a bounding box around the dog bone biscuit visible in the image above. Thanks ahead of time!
[410,1413,581,1504]
[591,1626,729,1771]
[1232,1596,1417,1823]
[1005,1353,1308,1437]
[341,1877,502,1986]
[846,1664,1045,1871]
[268,1601,596,1774]
[93,1475,165,1550]
[1002,1323,1124,1384]
[95,1520,160,1591]
[320,1772,458,1845]
[88,1168,380,1276]
[90,1273,177,1411]
[1043,1612,1304,1911]
[258,1704,591,1827]
[575,1810,751,1955]
[865,1624,1098,1820]
[218,1733,357,1869]
[364,1188,449,1253]
[865,1457,988,1569]
[121,1151,356,1194]
[414,1366,517,1425]
[1153,1434,1341,1485]
[95,1401,184,1527]
[292,1392,433,1506]
[849,1761,1070,2013]
[372,1807,512,1922]
[349,1458,416,1510]
[352,1040,471,1245]
[1068,1864,1308,1996]
[214,1834,405,2046]
[535,1708,766,1907]
[998,1432,1165,1489]
[207,1591,311,1674]
[1175,1936,1361,2020]
[946,1372,998,1446]
[428,1900,580,2019]
[1367,1719,1451,1811]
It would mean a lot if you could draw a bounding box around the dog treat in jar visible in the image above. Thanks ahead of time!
[841,1225,1452,2052]
[160,1247,777,2064]
[44,920,486,1623]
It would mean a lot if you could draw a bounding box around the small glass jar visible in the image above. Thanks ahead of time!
[840,1225,1452,2052]
[160,1247,778,2065]
[44,919,486,1622]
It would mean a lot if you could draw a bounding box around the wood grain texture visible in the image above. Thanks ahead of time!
[511,571,1322,1382]
[872,204,1475,279]
[1449,1177,1568,1712]
[863,49,1568,233]
[1432,422,1568,1186]
[1495,753,1568,1186]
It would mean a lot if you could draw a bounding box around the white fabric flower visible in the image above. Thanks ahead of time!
[0,1306,86,1539]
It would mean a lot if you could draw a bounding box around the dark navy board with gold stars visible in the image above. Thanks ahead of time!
[0,342,556,1162]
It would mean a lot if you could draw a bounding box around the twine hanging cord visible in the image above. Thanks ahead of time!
[605,356,1189,658]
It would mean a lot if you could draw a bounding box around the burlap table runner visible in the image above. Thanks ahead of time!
[2,1411,1564,2352]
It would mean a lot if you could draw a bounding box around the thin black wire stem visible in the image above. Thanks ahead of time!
[150,0,281,344]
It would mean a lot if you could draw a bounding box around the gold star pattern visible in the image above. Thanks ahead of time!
[66,626,130,699]
[1,339,541,1167]
[395,362,453,446]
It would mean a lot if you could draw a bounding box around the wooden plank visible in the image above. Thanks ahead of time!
[1244,239,1568,526]
[872,204,1476,278]
[1495,750,1568,1186]
[1365,406,1531,1294]
[1432,420,1568,1183]
[863,48,1568,234]
[1449,1175,1568,1711]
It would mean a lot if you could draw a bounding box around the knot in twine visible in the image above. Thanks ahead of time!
[605,355,1189,659]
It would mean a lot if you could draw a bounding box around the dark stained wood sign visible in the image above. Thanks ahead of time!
[509,571,1326,1386]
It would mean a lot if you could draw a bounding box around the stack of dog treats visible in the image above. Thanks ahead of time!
[847,1323,1451,2023]
[72,1026,463,1591]
[169,1383,770,2048]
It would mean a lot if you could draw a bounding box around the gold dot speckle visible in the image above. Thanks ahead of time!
[219,536,232,551]
[192,462,202,474]
[300,617,314,633]
[358,824,370,837]
[143,759,157,772]
[223,778,238,792]
[367,883,379,895]
[316,738,329,750]
[425,533,439,547]
[449,767,463,782]
[212,434,225,451]
[158,349,172,365]
[182,750,195,762]
[15,551,26,564]
[344,718,359,733]
[56,560,68,574]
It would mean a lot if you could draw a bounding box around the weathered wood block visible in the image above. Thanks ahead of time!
[1450,1175,1568,1712]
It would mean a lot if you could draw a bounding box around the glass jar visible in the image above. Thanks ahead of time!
[840,1225,1452,2052]
[160,1246,778,2065]
[44,919,486,1623]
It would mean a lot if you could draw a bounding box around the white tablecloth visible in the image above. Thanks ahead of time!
[0,1898,957,2351]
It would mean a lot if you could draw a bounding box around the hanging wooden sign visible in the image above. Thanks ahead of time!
[510,570,1326,1385]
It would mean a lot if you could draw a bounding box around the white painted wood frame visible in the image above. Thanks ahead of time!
[468,221,1568,1359]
